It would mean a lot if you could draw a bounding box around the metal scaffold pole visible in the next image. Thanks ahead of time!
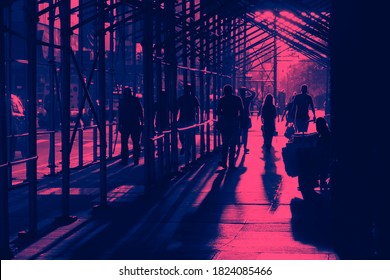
[216,16,222,148]
[199,7,205,157]
[155,5,164,185]
[58,0,76,224]
[143,0,155,194]
[273,13,277,101]
[78,0,85,166]
[212,15,217,150]
[232,18,237,90]
[98,0,107,207]
[189,0,196,163]
[108,0,114,159]
[181,0,188,89]
[131,6,137,93]
[204,4,211,154]
[6,4,12,191]
[25,0,38,237]
[0,1,13,260]
[243,17,247,87]
[164,0,177,174]
[48,0,56,176]
[325,61,330,121]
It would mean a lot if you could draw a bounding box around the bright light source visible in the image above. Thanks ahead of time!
[254,10,274,22]
[263,11,274,20]
[280,11,294,19]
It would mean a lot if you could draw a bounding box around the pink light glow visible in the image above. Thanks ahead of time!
[254,11,275,23]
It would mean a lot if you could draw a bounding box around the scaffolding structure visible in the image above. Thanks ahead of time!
[0,0,330,259]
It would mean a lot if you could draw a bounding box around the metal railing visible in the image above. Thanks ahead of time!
[6,121,120,188]
[149,119,217,187]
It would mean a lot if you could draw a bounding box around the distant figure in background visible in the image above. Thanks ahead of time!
[118,87,144,166]
[277,90,286,118]
[176,83,200,156]
[259,94,277,153]
[281,93,296,126]
[239,87,257,153]
[293,84,316,133]
[217,84,244,169]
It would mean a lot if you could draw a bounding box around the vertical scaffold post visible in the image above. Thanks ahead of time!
[108,0,115,159]
[243,16,247,87]
[48,0,56,176]
[143,0,155,194]
[131,5,137,95]
[0,1,13,260]
[98,0,107,207]
[199,2,205,157]
[273,13,277,101]
[231,18,236,91]
[155,8,164,185]
[6,4,12,191]
[182,0,188,89]
[212,15,217,151]
[26,0,38,236]
[58,0,76,224]
[204,6,211,154]
[189,0,197,163]
[164,0,176,174]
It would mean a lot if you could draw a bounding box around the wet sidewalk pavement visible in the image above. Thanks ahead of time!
[9,114,337,260]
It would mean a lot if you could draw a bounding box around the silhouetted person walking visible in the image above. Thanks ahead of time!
[259,94,277,153]
[239,87,257,153]
[217,84,244,169]
[118,87,144,165]
[176,83,200,156]
[293,84,316,133]
[281,93,296,126]
[277,90,286,118]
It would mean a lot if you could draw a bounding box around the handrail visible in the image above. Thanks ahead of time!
[83,121,117,130]
[177,119,214,132]
[6,132,29,138]
[7,130,56,138]
[37,130,56,135]
[150,119,214,142]
[150,134,165,141]
[6,123,117,138]
[9,156,39,166]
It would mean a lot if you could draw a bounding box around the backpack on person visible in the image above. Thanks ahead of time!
[284,123,295,139]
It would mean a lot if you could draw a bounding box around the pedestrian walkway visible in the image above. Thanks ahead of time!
[9,112,337,260]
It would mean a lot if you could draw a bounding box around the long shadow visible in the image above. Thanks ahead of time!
[164,153,247,259]
[290,187,334,250]
[49,158,221,260]
[261,148,282,212]
[290,195,334,250]
[280,138,335,251]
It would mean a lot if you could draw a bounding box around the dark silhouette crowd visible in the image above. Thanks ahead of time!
[117,82,333,202]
